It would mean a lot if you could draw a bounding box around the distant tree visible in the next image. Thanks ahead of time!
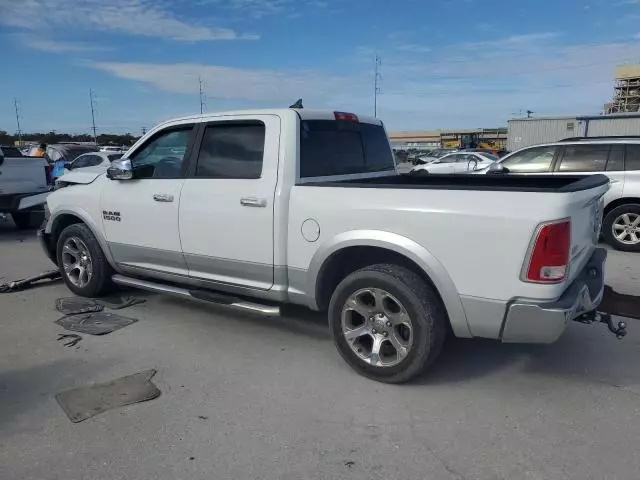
[0,130,13,144]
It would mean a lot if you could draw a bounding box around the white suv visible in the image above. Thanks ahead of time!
[486,137,640,252]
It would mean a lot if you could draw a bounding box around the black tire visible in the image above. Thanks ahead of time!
[11,211,44,230]
[603,204,640,252]
[328,264,447,384]
[56,223,115,297]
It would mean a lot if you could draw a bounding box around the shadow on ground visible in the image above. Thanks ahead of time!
[0,359,90,430]
[0,220,38,244]
[422,322,639,390]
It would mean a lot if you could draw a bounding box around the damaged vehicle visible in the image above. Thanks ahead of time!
[38,108,619,383]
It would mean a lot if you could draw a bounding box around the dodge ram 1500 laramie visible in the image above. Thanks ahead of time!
[40,109,614,382]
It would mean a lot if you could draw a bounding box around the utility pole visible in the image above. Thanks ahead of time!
[14,98,22,145]
[141,126,147,136]
[526,110,534,118]
[89,88,98,145]
[199,76,206,114]
[374,55,382,118]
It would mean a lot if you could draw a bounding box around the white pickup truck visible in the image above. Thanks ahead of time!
[39,109,613,382]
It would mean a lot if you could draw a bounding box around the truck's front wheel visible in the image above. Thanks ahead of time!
[56,223,114,297]
[329,264,447,383]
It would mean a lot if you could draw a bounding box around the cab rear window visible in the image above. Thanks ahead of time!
[300,120,394,178]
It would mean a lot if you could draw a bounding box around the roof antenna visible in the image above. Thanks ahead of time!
[289,98,303,109]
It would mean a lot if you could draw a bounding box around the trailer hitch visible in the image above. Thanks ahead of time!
[575,311,627,339]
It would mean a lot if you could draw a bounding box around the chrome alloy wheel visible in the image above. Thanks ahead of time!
[61,237,93,288]
[341,288,414,367]
[613,213,640,245]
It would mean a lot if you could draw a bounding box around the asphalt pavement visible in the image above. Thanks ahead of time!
[0,220,639,480]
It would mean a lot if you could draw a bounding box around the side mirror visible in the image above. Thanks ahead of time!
[64,162,73,170]
[107,158,133,180]
[487,162,508,174]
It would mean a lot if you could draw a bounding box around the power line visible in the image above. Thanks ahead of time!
[374,55,382,118]
[199,76,207,114]
[14,98,22,145]
[89,88,97,145]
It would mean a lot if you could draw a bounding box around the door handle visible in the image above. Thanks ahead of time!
[240,197,267,208]
[153,193,174,202]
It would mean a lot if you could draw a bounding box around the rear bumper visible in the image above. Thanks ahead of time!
[0,193,47,213]
[501,248,607,344]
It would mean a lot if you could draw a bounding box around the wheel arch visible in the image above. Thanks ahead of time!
[604,197,640,218]
[47,208,117,269]
[308,230,472,338]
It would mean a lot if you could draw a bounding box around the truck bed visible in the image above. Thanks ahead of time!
[301,173,609,193]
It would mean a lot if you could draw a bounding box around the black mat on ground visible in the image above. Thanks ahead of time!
[94,295,146,310]
[55,312,138,335]
[55,369,160,423]
[55,297,104,315]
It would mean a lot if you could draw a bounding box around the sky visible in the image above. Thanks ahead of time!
[2,0,640,135]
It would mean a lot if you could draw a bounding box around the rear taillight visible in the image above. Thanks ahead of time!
[45,164,52,185]
[334,111,359,122]
[525,220,571,283]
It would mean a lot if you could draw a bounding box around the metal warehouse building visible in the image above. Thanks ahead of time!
[507,113,640,151]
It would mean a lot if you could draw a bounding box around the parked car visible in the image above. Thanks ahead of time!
[26,143,100,164]
[100,146,127,154]
[40,108,611,383]
[64,151,123,173]
[481,137,640,251]
[0,146,24,158]
[0,146,50,229]
[411,151,498,174]
[413,148,457,165]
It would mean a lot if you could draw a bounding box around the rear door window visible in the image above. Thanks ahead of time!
[500,146,557,173]
[625,145,640,171]
[300,121,394,178]
[195,122,265,179]
[606,145,624,171]
[558,144,609,172]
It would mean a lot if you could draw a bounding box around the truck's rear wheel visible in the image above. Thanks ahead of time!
[56,223,114,297]
[603,204,640,252]
[329,264,447,383]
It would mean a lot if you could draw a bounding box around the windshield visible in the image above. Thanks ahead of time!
[56,146,100,161]
[481,153,499,161]
[300,120,394,177]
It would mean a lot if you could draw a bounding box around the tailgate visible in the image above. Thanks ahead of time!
[0,158,49,195]
[565,181,608,285]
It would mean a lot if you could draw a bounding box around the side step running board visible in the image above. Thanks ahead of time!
[111,274,281,317]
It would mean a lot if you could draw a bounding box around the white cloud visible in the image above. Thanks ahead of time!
[195,0,330,19]
[0,0,257,41]
[85,61,353,102]
[76,32,640,131]
[20,36,110,53]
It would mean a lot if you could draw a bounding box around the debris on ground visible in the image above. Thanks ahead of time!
[55,369,161,423]
[56,297,104,315]
[55,312,138,335]
[57,333,83,348]
[0,270,61,293]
